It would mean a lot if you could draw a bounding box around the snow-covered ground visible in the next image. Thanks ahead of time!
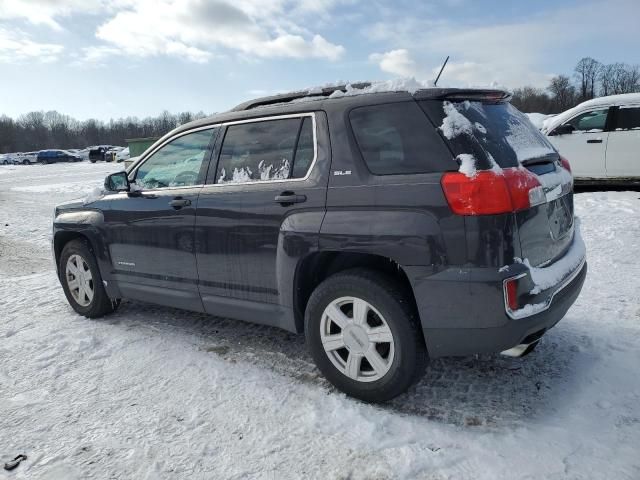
[1,163,639,479]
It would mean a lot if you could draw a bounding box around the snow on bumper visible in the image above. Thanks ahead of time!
[508,220,587,319]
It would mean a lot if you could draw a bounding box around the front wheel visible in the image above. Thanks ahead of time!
[305,269,427,402]
[59,239,119,318]
[22,159,29,165]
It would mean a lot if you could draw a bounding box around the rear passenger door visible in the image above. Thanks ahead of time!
[195,113,329,321]
[606,105,640,178]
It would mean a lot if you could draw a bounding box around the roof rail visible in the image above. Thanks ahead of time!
[230,82,372,111]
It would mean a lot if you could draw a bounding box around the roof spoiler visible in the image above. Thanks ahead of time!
[231,82,373,111]
[414,88,512,102]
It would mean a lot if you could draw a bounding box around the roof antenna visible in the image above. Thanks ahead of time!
[434,55,449,86]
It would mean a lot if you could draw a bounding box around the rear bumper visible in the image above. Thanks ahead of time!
[405,241,587,358]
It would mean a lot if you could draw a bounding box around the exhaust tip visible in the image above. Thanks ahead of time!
[500,341,539,358]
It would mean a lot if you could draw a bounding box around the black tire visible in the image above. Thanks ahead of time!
[22,159,29,165]
[90,159,97,163]
[59,239,119,318]
[305,268,427,403]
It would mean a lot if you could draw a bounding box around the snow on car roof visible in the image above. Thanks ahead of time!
[544,93,640,133]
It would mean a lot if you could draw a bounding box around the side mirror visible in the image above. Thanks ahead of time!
[104,171,130,192]
[549,124,575,136]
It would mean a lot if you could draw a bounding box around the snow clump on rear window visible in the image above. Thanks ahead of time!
[456,154,477,178]
[439,101,475,139]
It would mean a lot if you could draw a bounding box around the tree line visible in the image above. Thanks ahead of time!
[511,57,640,114]
[2,57,640,154]
[0,110,209,154]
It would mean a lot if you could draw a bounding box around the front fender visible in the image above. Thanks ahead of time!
[53,207,121,298]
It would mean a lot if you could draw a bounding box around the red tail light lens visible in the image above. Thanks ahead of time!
[441,167,544,216]
[504,277,519,312]
[560,155,571,173]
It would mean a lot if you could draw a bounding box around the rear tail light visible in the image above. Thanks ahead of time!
[504,277,520,311]
[441,167,544,216]
[560,155,571,173]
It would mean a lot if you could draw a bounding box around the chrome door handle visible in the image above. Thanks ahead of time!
[274,192,306,204]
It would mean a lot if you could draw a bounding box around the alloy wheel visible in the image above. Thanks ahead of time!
[65,254,94,307]
[320,296,395,382]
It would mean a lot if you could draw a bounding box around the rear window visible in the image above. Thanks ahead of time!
[420,100,557,169]
[349,102,439,175]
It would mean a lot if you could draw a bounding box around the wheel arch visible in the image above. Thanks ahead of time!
[293,251,420,334]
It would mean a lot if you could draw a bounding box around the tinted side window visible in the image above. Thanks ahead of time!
[216,117,313,184]
[135,128,215,189]
[614,107,640,130]
[292,117,314,178]
[349,102,436,175]
[567,109,608,131]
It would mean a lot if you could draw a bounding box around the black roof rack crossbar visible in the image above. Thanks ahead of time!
[231,82,372,111]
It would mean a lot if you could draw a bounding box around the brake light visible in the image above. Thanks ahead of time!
[560,155,571,173]
[504,277,519,311]
[441,167,544,216]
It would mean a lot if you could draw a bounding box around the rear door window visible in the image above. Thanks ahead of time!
[614,106,640,130]
[216,116,314,184]
[349,102,438,175]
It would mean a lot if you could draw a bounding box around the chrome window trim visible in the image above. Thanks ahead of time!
[206,112,318,188]
[129,124,221,185]
[130,112,318,190]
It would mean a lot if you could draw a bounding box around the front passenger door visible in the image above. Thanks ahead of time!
[103,127,218,311]
[548,108,611,179]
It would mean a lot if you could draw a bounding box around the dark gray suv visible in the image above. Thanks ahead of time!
[52,85,587,402]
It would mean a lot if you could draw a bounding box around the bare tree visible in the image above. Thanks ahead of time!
[548,75,577,112]
[575,57,602,101]
[511,86,554,113]
[600,63,640,96]
[0,110,213,153]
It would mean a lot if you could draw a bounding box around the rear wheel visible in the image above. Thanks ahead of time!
[59,239,119,318]
[22,159,29,165]
[305,269,427,402]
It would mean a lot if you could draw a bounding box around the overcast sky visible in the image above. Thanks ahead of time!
[1,0,639,121]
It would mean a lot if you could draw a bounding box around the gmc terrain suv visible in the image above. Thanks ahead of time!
[53,84,587,402]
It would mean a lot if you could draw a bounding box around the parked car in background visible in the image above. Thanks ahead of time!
[53,85,586,402]
[542,93,640,183]
[116,147,130,163]
[37,149,83,164]
[1,154,11,165]
[89,145,123,163]
[15,152,39,165]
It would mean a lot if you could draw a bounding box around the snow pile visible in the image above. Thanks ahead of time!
[439,101,475,139]
[439,101,502,176]
[536,164,573,190]
[525,113,554,130]
[84,187,104,204]
[518,219,587,294]
[258,159,290,180]
[505,115,556,162]
[218,158,291,183]
[456,154,477,178]
[328,78,431,98]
